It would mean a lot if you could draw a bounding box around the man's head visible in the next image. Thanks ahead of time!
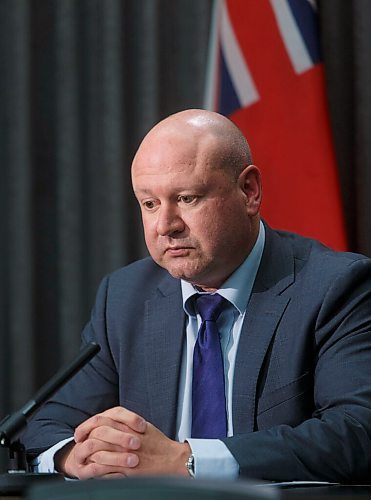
[131,109,262,291]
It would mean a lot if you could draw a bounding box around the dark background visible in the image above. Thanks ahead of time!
[0,0,370,424]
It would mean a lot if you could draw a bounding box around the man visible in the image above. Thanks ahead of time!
[23,109,371,482]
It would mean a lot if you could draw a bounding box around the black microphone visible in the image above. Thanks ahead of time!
[0,341,100,448]
[0,342,100,494]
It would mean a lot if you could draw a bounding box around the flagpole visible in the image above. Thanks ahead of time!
[203,0,221,111]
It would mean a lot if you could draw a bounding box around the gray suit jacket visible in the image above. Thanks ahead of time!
[23,224,371,482]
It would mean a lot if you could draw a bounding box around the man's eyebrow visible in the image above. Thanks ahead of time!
[133,188,153,194]
[134,183,207,195]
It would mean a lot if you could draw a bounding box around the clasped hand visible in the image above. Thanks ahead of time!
[56,407,191,479]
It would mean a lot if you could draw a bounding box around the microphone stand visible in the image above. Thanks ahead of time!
[0,342,100,494]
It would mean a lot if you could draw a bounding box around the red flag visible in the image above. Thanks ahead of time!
[206,0,347,250]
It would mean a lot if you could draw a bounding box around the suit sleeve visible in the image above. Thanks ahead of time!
[222,258,371,483]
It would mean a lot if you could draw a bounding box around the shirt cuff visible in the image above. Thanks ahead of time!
[33,437,74,473]
[186,438,239,478]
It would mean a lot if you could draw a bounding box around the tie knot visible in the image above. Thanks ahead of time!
[195,293,226,322]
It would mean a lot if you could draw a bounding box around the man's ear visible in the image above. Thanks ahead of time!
[238,165,262,215]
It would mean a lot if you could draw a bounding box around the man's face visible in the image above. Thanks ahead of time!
[132,130,260,290]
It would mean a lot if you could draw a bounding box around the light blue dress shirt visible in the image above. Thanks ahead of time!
[178,221,265,477]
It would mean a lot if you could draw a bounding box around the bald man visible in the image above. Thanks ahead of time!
[24,110,371,483]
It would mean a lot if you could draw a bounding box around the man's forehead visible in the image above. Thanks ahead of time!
[133,163,211,185]
[132,160,225,194]
[133,138,219,177]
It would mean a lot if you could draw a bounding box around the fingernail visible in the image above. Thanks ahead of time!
[129,437,140,449]
[138,419,147,432]
[127,454,138,467]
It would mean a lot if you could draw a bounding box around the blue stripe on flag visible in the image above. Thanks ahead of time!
[218,49,241,116]
[287,0,321,64]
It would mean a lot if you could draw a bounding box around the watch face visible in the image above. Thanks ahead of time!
[186,454,195,477]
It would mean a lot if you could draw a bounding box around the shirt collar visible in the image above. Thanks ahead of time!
[182,220,265,316]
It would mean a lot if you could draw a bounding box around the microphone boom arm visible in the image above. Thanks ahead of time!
[0,342,100,448]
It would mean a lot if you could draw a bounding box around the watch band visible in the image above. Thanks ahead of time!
[185,453,195,478]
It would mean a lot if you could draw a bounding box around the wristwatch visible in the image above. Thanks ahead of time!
[185,453,195,478]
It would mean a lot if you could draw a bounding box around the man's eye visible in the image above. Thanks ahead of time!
[179,195,197,204]
[143,200,156,209]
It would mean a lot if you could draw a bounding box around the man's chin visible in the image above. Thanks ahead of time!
[154,255,210,282]
[164,264,203,283]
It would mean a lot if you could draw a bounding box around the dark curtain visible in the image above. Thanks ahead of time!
[0,0,212,416]
[0,0,370,443]
[319,0,371,254]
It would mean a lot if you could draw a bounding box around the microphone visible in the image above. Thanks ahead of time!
[0,342,100,494]
[0,342,101,448]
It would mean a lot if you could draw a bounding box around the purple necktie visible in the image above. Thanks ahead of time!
[191,293,227,438]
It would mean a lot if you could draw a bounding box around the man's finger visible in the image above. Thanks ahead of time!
[101,407,147,433]
[88,426,141,450]
[75,409,145,442]
[73,438,123,464]
[90,450,139,468]
[75,462,128,480]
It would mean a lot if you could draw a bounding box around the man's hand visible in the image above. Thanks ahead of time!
[55,407,191,479]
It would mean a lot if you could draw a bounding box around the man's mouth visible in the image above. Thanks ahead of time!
[165,246,193,256]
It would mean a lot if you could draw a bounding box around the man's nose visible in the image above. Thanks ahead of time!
[156,205,185,236]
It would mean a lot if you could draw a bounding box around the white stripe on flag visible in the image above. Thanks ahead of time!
[270,0,313,74]
[220,0,259,108]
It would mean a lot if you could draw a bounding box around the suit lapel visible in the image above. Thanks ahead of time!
[143,274,185,438]
[233,225,295,434]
